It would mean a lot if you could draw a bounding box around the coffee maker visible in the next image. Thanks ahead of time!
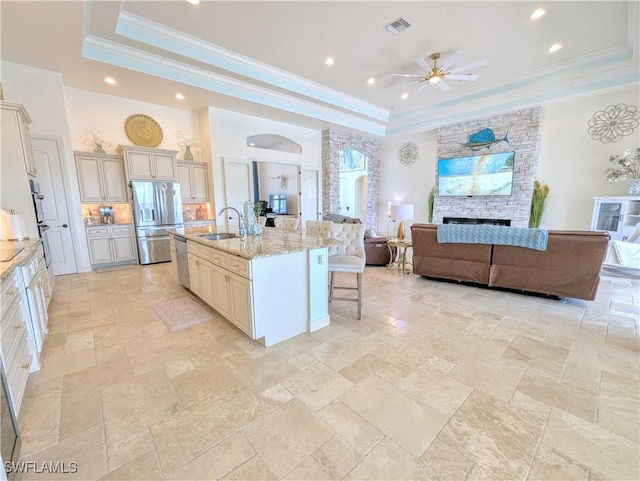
[99,206,114,224]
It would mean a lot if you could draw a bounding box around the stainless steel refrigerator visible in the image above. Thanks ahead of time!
[130,181,183,264]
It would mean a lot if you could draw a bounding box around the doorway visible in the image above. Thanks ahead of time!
[31,136,78,275]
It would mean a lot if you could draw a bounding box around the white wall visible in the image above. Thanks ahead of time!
[379,83,640,232]
[207,107,321,225]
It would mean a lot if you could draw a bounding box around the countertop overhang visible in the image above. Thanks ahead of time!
[170,227,338,260]
[0,239,43,280]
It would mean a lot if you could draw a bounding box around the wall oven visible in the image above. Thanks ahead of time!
[28,180,51,268]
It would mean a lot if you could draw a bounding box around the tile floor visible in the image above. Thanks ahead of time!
[15,263,640,480]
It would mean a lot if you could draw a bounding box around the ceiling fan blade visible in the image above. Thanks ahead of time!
[438,80,451,92]
[414,82,429,95]
[392,73,426,77]
[439,49,466,72]
[446,74,479,81]
[416,57,431,72]
[448,58,488,74]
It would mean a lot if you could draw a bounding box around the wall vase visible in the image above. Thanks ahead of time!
[629,178,640,196]
[184,145,193,161]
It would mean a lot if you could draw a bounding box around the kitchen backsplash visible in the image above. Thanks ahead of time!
[82,203,132,225]
[183,204,210,222]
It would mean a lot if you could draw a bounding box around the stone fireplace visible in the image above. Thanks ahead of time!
[433,106,545,227]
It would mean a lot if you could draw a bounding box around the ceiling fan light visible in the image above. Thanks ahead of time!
[367,77,375,85]
[401,92,409,100]
[429,76,440,84]
[530,8,546,20]
[548,43,562,53]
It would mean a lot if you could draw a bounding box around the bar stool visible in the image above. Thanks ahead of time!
[328,223,366,319]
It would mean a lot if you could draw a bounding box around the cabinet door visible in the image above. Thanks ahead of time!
[177,164,193,201]
[212,264,231,319]
[153,153,176,180]
[101,158,127,202]
[188,253,201,296]
[229,273,253,336]
[112,236,136,261]
[76,156,105,202]
[199,260,215,308]
[126,151,154,179]
[18,119,37,177]
[191,164,209,202]
[88,237,114,264]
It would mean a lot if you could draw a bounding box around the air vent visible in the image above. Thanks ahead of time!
[385,17,411,35]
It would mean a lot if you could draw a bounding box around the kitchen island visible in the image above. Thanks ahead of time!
[169,227,338,346]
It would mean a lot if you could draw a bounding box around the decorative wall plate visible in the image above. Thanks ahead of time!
[398,142,418,166]
[124,114,163,147]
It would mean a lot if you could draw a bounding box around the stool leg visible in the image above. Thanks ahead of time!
[329,271,335,301]
[356,272,362,320]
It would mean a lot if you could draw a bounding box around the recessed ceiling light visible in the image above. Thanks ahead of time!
[401,92,409,100]
[548,43,562,53]
[325,57,335,66]
[187,0,200,5]
[249,142,256,146]
[367,77,375,85]
[104,77,116,85]
[530,8,546,20]
[175,93,184,100]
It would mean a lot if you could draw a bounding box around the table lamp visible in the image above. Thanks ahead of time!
[390,204,414,240]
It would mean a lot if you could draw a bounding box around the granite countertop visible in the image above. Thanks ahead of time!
[85,223,133,228]
[171,226,339,260]
[0,239,43,281]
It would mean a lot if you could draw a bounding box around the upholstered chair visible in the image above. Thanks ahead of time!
[328,223,366,319]
[305,220,333,238]
[274,217,299,231]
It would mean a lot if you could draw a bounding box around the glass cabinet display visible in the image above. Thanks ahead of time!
[591,196,640,240]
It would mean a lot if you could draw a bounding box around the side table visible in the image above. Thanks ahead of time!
[386,238,413,274]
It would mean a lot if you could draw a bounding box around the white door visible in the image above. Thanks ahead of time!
[222,157,253,227]
[31,136,78,275]
[301,168,321,227]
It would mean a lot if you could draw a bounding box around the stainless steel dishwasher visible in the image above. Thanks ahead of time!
[174,235,190,289]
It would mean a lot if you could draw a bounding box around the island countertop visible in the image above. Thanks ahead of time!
[170,226,338,260]
[0,239,43,281]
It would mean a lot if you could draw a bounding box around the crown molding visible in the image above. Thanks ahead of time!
[82,35,387,136]
[115,10,389,123]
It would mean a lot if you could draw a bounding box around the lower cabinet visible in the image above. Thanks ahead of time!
[228,273,253,335]
[86,225,136,267]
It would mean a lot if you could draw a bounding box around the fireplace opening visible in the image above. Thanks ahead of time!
[443,217,511,226]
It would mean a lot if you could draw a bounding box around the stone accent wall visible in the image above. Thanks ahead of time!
[434,106,545,227]
[322,129,380,228]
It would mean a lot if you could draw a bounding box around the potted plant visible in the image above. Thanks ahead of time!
[529,181,550,228]
[427,185,436,223]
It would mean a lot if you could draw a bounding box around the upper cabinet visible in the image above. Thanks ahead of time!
[75,152,127,203]
[1,101,37,177]
[118,145,177,181]
[177,161,209,203]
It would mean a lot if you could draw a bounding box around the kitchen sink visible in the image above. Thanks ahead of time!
[198,233,238,241]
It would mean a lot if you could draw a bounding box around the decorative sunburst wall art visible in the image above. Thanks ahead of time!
[588,104,640,143]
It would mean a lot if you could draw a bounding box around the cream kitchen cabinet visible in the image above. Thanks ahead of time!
[1,267,34,416]
[75,152,127,202]
[86,224,136,266]
[118,145,177,181]
[177,161,209,202]
[21,249,48,361]
[1,101,36,177]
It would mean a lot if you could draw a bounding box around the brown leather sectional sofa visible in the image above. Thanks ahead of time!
[411,224,610,300]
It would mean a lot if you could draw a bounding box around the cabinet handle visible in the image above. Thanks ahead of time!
[22,362,30,370]
[13,324,21,330]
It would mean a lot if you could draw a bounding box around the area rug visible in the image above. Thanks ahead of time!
[151,297,215,331]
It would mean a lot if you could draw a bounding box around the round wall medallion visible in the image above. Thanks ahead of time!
[398,142,419,166]
[588,104,640,143]
[124,114,163,147]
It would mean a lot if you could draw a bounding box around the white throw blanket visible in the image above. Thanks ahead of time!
[602,239,640,277]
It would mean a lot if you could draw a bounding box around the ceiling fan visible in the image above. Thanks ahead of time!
[393,50,488,94]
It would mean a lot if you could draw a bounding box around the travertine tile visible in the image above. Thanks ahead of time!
[418,438,474,480]
[500,334,569,377]
[101,369,181,444]
[338,352,387,383]
[398,365,473,416]
[170,359,238,406]
[225,351,299,393]
[344,437,420,480]
[106,428,155,472]
[59,390,101,441]
[99,452,162,481]
[597,370,639,424]
[165,433,255,480]
[449,356,524,402]
[311,435,361,479]
[517,369,597,422]
[371,338,430,373]
[528,444,589,481]
[61,357,132,405]
[340,374,449,458]
[258,383,294,410]
[316,400,383,456]
[151,384,267,474]
[225,455,276,480]
[438,391,543,480]
[542,409,639,481]
[283,456,332,480]
[242,399,333,478]
[310,330,378,371]
[282,362,353,412]
[38,347,96,380]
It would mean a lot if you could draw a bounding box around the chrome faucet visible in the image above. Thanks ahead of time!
[218,207,245,236]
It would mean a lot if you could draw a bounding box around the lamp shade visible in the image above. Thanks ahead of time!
[390,204,414,221]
